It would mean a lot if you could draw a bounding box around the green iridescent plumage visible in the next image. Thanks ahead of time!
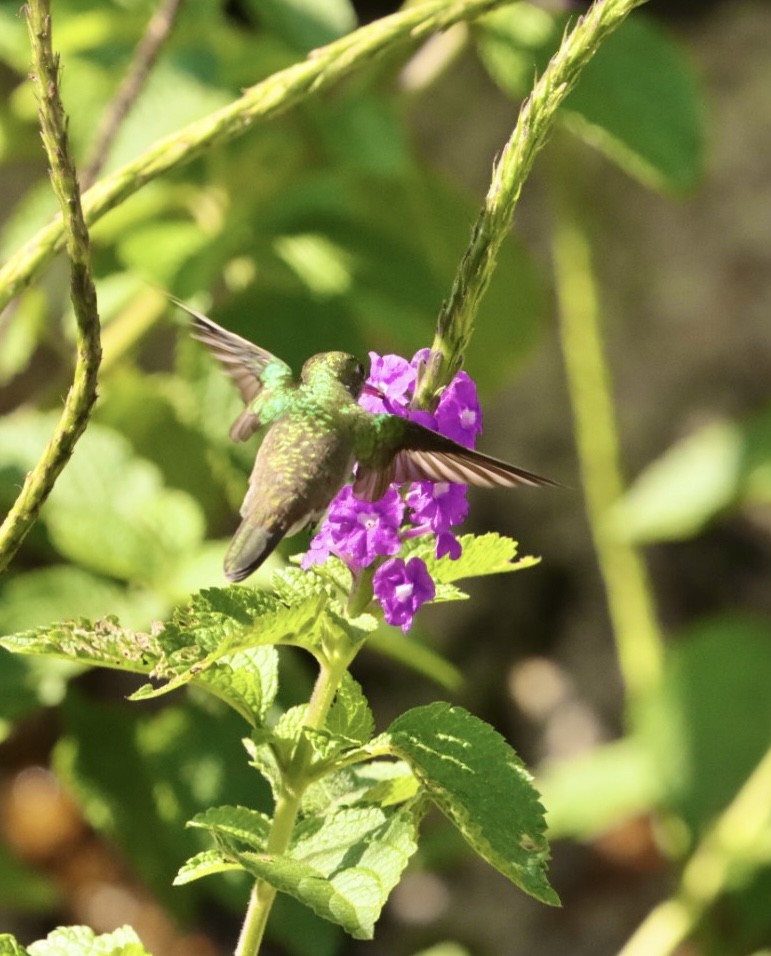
[176,300,555,582]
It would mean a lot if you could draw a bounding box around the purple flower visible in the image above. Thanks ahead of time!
[407,481,468,530]
[359,352,416,415]
[373,556,436,632]
[302,485,404,571]
[304,350,485,608]
[434,372,483,448]
[435,531,462,560]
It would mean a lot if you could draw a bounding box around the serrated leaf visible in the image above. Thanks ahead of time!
[326,674,374,745]
[0,617,163,674]
[387,703,558,906]
[26,925,151,955]
[0,590,282,725]
[131,591,324,706]
[238,805,419,939]
[301,759,404,815]
[174,849,245,885]
[244,734,284,801]
[304,759,419,815]
[189,805,271,850]
[408,533,539,584]
[199,647,279,725]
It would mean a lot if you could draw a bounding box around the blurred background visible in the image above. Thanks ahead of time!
[1,0,770,954]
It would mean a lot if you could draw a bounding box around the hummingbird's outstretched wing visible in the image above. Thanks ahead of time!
[171,296,294,442]
[353,419,557,501]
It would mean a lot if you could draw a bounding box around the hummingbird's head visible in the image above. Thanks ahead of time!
[301,351,367,399]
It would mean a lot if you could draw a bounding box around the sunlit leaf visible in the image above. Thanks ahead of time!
[27,924,151,955]
[387,703,558,905]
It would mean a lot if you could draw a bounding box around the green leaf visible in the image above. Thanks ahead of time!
[0,414,205,583]
[188,805,272,851]
[174,849,244,885]
[26,925,151,955]
[56,695,265,915]
[409,533,540,583]
[95,370,229,525]
[195,647,280,726]
[476,3,558,93]
[302,759,418,816]
[131,593,325,705]
[609,407,771,543]
[0,935,28,956]
[239,805,419,939]
[0,617,164,675]
[117,220,213,285]
[561,16,705,194]
[387,703,558,906]
[1,584,307,722]
[537,738,662,840]
[639,614,771,836]
[477,10,705,194]
[326,674,374,745]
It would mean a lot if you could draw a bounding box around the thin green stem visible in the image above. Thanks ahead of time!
[414,0,650,408]
[236,643,357,956]
[551,163,664,707]
[0,2,101,573]
[0,0,511,314]
[618,745,771,956]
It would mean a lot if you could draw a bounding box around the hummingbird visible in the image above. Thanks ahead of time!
[175,299,555,582]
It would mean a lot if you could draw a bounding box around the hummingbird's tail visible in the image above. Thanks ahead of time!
[223,519,284,582]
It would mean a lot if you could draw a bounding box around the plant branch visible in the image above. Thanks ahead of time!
[413,0,650,407]
[0,1,101,573]
[551,155,664,706]
[80,0,185,189]
[236,643,357,956]
[0,0,512,314]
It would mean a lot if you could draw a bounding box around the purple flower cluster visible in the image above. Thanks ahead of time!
[303,349,483,632]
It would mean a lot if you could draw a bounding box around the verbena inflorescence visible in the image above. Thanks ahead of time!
[303,350,483,632]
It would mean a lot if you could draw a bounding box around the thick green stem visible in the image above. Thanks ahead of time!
[618,745,771,956]
[414,0,651,407]
[551,167,664,708]
[0,0,511,314]
[236,643,357,956]
[0,2,101,573]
